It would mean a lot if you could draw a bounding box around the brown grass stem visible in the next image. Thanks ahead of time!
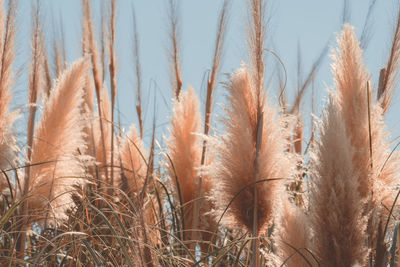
[82,0,108,183]
[132,4,143,139]
[252,111,263,267]
[367,81,373,170]
[109,0,117,194]
[195,0,229,249]
[20,2,41,252]
[378,2,400,114]
[168,0,182,100]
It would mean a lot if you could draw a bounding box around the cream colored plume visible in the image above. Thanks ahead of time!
[275,199,312,267]
[332,24,400,251]
[27,57,90,221]
[331,24,371,198]
[208,65,294,233]
[166,86,216,250]
[309,93,368,266]
[0,0,17,182]
[119,125,147,197]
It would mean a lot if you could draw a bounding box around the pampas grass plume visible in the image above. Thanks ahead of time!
[119,125,147,197]
[333,25,400,253]
[275,199,311,267]
[167,86,215,248]
[331,24,371,198]
[309,93,368,266]
[27,57,90,220]
[0,0,16,169]
[209,65,293,233]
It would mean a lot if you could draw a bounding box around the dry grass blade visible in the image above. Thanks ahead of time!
[82,0,108,182]
[248,0,265,108]
[202,0,229,139]
[367,81,373,169]
[200,0,229,161]
[289,43,328,114]
[41,29,52,97]
[360,0,378,50]
[296,41,303,93]
[269,48,288,111]
[92,85,112,189]
[136,116,156,266]
[108,0,117,195]
[0,0,16,170]
[294,116,303,155]
[167,0,182,100]
[101,2,106,82]
[52,13,66,77]
[82,0,102,97]
[132,4,143,139]
[341,0,351,25]
[377,2,400,114]
[252,110,263,267]
[20,5,43,250]
[25,2,43,198]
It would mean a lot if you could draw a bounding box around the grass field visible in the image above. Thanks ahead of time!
[0,0,400,266]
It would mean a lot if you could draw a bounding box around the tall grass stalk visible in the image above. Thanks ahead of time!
[109,0,117,196]
[82,0,108,184]
[132,4,144,139]
[168,0,182,100]
[194,0,229,251]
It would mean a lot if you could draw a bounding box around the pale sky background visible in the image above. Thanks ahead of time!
[11,0,400,148]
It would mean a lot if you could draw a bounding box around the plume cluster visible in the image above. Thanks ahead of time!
[332,24,399,252]
[208,66,294,233]
[306,24,400,265]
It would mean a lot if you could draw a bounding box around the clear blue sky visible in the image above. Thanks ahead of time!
[12,0,400,146]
